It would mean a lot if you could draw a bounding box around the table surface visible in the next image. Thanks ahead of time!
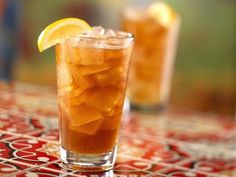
[0,81,235,177]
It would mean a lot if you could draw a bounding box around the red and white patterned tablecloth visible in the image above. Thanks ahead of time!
[0,81,235,177]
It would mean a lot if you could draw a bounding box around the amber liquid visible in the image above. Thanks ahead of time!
[122,13,179,108]
[56,41,132,154]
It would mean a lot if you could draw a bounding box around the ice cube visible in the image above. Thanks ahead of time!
[76,62,111,76]
[78,48,105,65]
[63,89,90,106]
[68,105,102,127]
[83,26,105,37]
[104,29,116,37]
[59,85,88,107]
[69,65,95,89]
[65,46,81,65]
[105,48,128,61]
[102,105,122,117]
[66,96,83,106]
[76,119,102,135]
[64,40,106,65]
[67,37,80,48]
[101,114,122,130]
[94,66,125,87]
[86,87,123,112]
[57,62,73,87]
[58,83,83,97]
[92,26,105,36]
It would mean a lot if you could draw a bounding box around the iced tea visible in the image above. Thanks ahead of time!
[122,3,180,112]
[56,28,133,170]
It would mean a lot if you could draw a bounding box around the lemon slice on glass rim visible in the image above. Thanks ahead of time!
[37,18,92,52]
[148,2,176,27]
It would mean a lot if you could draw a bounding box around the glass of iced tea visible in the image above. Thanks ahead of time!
[56,27,133,171]
[122,2,180,113]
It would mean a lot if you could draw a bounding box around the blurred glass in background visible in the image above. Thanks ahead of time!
[121,2,181,114]
[0,0,235,116]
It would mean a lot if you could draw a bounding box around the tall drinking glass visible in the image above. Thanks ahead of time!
[56,29,133,171]
[122,2,180,113]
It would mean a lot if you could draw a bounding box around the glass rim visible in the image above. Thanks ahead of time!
[121,5,181,22]
[74,31,134,41]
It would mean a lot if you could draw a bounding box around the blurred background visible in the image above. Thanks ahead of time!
[0,0,235,116]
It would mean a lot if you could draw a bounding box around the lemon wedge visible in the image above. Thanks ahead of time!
[37,18,91,52]
[148,2,175,27]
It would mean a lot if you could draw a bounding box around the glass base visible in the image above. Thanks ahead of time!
[130,103,165,114]
[60,145,117,172]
